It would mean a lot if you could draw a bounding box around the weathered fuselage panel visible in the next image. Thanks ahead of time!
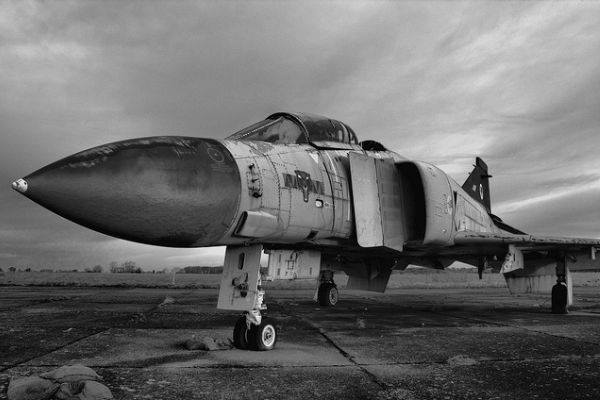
[221,140,354,246]
[221,139,499,252]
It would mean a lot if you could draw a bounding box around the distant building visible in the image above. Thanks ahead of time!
[8,267,16,272]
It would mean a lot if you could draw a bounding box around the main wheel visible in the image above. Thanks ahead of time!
[233,316,249,349]
[551,282,568,314]
[248,317,277,351]
[318,283,338,307]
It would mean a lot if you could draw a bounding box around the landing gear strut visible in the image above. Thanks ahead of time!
[217,245,278,351]
[230,279,278,351]
[551,278,568,314]
[317,270,338,307]
[552,256,569,314]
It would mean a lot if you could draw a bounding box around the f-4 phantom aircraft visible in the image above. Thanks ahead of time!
[12,112,600,351]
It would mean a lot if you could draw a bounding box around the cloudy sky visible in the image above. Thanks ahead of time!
[1,1,599,270]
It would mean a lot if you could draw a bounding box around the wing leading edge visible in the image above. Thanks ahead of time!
[454,230,600,250]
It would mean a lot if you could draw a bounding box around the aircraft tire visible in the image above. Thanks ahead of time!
[551,282,568,314]
[233,316,249,350]
[318,283,338,307]
[248,317,277,351]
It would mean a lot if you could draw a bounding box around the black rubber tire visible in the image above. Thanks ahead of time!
[551,282,568,314]
[318,283,338,307]
[248,317,277,351]
[233,316,249,350]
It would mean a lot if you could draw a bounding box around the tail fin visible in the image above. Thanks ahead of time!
[462,157,492,213]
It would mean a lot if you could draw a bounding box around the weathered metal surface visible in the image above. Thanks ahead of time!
[281,148,334,240]
[345,258,393,292]
[349,153,384,248]
[461,157,492,213]
[222,140,339,245]
[455,231,600,247]
[349,153,404,251]
[265,249,321,280]
[376,158,404,251]
[217,244,263,311]
[18,137,240,247]
[412,162,454,246]
[499,244,524,274]
[235,211,279,238]
[320,150,353,239]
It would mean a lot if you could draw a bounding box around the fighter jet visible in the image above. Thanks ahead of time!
[11,112,600,351]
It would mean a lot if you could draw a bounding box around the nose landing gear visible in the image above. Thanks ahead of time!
[233,311,278,351]
[218,245,278,351]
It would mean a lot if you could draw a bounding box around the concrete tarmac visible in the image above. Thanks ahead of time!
[1,286,600,399]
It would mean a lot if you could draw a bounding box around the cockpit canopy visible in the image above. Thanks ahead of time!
[227,112,360,149]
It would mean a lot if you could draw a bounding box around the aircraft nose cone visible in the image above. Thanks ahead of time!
[11,178,28,193]
[20,137,241,247]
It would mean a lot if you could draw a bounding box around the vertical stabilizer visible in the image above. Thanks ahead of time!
[462,157,492,213]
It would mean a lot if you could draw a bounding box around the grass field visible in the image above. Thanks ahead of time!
[2,269,600,289]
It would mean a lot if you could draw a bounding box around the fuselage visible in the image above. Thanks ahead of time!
[12,112,501,254]
[219,139,500,250]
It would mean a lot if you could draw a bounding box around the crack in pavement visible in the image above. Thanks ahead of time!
[359,292,600,348]
[1,290,202,374]
[273,299,394,390]
[8,353,600,372]
[426,309,600,348]
[0,329,109,373]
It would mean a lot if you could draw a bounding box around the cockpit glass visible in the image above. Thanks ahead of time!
[307,119,358,145]
[228,117,307,144]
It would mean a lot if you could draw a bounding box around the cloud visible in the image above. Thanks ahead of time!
[1,1,599,268]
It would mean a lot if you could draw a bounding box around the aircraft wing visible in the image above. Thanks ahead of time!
[454,231,600,251]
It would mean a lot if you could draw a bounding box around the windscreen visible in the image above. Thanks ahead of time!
[228,117,308,144]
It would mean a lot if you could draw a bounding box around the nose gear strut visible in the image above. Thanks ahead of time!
[218,244,278,351]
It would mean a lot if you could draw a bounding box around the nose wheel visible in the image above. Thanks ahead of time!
[233,313,277,351]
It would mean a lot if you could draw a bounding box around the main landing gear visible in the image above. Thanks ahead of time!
[317,270,338,307]
[552,256,569,314]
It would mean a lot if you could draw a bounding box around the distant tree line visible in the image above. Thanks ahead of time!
[2,262,224,274]
[178,266,223,274]
[109,261,142,273]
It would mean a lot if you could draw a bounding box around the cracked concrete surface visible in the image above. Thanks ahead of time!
[1,286,600,399]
